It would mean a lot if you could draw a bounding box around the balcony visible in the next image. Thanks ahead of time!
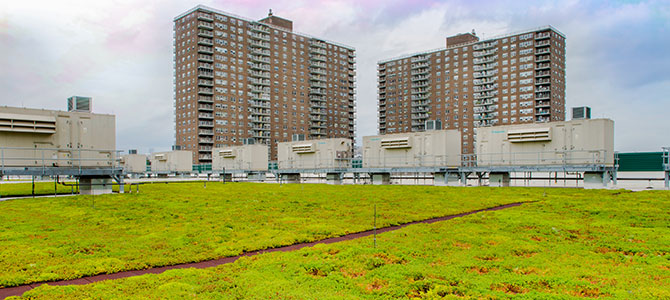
[474,78,496,85]
[249,40,270,49]
[311,82,327,88]
[197,22,213,29]
[198,113,213,119]
[473,48,498,58]
[309,40,327,48]
[474,56,497,64]
[535,92,550,100]
[198,79,213,87]
[310,75,327,82]
[310,61,327,68]
[535,78,550,85]
[535,32,551,40]
[198,70,213,78]
[535,87,550,93]
[535,108,551,115]
[410,55,429,63]
[197,38,212,45]
[250,23,270,33]
[198,88,213,95]
[198,63,213,70]
[473,70,498,78]
[535,48,550,55]
[535,63,550,70]
[197,54,213,62]
[250,55,270,63]
[198,104,213,111]
[197,46,213,54]
[249,63,270,71]
[197,13,213,21]
[411,62,430,69]
[535,54,550,62]
[198,129,214,135]
[199,138,214,143]
[535,40,550,47]
[473,41,497,50]
[413,81,429,88]
[251,48,271,56]
[249,71,270,78]
[199,154,213,160]
[197,30,213,38]
[309,48,327,55]
[309,68,327,76]
[198,97,213,104]
[410,68,430,76]
[250,101,270,108]
[198,121,214,127]
[249,32,270,41]
[473,63,497,72]
[535,70,551,78]
[310,88,326,95]
[535,100,551,107]
[310,54,327,62]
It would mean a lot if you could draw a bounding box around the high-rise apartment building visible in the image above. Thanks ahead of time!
[377,26,566,155]
[174,6,356,163]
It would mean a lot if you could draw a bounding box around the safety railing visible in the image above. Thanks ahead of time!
[472,149,612,167]
[0,147,121,171]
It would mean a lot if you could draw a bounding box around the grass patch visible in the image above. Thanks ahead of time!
[0,182,531,287]
[12,188,669,299]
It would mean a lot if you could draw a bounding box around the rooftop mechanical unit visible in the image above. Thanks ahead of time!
[363,129,461,168]
[278,138,352,170]
[476,118,614,167]
[0,106,115,168]
[67,96,92,113]
[212,144,268,172]
[149,150,192,173]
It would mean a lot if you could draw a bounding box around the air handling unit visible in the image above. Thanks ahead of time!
[121,153,147,174]
[0,101,120,195]
[212,144,268,181]
[0,106,116,168]
[362,129,461,168]
[277,138,352,184]
[149,150,192,174]
[475,118,614,188]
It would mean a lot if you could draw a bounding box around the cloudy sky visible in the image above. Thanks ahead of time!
[1,0,668,153]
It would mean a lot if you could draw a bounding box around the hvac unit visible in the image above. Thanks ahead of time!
[572,106,591,120]
[67,96,92,113]
[380,137,412,149]
[425,119,442,131]
[129,149,138,154]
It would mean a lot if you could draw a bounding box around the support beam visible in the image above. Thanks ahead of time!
[489,172,511,187]
[326,172,343,185]
[280,173,301,184]
[583,171,609,189]
[79,176,113,195]
[370,173,390,185]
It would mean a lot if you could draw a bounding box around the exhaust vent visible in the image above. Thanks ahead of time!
[292,143,315,153]
[154,154,167,161]
[507,128,551,143]
[380,137,411,149]
[0,113,57,134]
[219,149,236,157]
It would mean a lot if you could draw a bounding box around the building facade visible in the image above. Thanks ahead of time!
[377,26,566,156]
[174,6,356,163]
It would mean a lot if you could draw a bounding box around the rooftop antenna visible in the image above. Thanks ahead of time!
[268,9,273,16]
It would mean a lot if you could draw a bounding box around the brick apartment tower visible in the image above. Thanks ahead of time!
[377,27,566,157]
[174,6,356,164]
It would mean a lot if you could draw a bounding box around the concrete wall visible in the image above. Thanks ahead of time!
[212,144,268,172]
[150,151,192,173]
[121,154,147,173]
[278,138,352,169]
[476,118,615,166]
[362,130,462,168]
[0,106,115,168]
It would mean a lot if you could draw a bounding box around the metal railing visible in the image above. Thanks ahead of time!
[471,149,611,167]
[0,147,121,171]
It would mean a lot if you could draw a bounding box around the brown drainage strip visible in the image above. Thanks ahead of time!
[0,202,525,299]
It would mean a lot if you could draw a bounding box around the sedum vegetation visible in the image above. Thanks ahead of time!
[12,188,669,299]
[0,182,529,287]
